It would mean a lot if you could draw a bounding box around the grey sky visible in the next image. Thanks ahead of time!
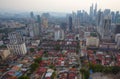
[0,0,119,12]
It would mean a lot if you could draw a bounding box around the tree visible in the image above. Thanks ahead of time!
[44,51,48,57]
[30,63,39,72]
[34,57,42,63]
[54,45,60,50]
[111,66,120,74]
[30,48,35,53]
[84,70,90,79]
[49,64,55,70]
[37,48,41,51]
[51,72,56,79]
[18,75,29,79]
[93,50,96,54]
[80,68,90,79]
[76,49,79,54]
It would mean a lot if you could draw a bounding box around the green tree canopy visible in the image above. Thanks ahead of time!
[30,48,35,52]
[34,57,42,63]
[49,64,55,70]
[54,45,60,50]
[18,75,29,79]
[30,63,39,72]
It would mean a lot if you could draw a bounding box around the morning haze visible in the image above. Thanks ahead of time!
[0,0,120,12]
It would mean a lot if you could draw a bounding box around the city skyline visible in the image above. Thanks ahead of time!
[0,0,120,13]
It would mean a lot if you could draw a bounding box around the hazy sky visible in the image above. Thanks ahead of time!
[0,0,120,13]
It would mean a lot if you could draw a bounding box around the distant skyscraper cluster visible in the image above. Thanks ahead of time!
[66,3,98,32]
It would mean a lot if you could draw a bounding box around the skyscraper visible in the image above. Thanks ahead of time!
[77,10,81,27]
[29,23,40,37]
[69,16,73,32]
[115,11,120,23]
[37,15,41,23]
[94,3,97,16]
[90,3,94,18]
[30,12,34,19]
[102,15,112,39]
[115,24,120,34]
[37,15,41,34]
[111,11,115,23]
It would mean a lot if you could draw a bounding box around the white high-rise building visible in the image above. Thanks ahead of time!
[7,43,27,55]
[101,14,112,39]
[54,25,64,41]
[7,32,27,55]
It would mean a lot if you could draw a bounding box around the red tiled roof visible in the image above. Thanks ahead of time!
[36,67,47,74]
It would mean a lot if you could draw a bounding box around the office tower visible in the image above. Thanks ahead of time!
[37,15,41,34]
[90,4,94,18]
[90,4,94,16]
[104,9,111,15]
[115,11,120,23]
[77,10,81,27]
[82,10,89,23]
[102,15,112,39]
[94,3,97,16]
[69,16,73,32]
[115,24,120,34]
[97,10,102,26]
[29,23,40,37]
[37,15,41,23]
[111,11,115,23]
[42,13,50,19]
[60,22,67,31]
[7,32,27,55]
[30,11,34,19]
[72,12,77,28]
[96,9,104,37]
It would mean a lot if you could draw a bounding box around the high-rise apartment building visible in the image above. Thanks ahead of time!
[8,32,24,44]
[54,25,64,40]
[7,32,27,55]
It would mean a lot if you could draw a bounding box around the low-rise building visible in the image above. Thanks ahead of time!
[0,49,10,60]
[86,37,99,47]
[31,40,40,47]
